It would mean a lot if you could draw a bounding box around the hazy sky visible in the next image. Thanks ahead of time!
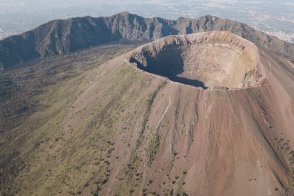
[0,0,293,38]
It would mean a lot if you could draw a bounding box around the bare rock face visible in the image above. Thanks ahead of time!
[130,31,265,89]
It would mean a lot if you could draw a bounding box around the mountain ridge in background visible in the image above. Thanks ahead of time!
[0,11,294,68]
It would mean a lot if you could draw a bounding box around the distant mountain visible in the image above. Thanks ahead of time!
[0,11,293,68]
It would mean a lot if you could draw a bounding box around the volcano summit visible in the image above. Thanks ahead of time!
[130,31,265,90]
[0,12,294,196]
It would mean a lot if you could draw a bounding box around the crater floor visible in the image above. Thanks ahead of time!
[129,31,264,89]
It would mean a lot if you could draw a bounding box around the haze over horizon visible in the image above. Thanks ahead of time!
[0,0,294,42]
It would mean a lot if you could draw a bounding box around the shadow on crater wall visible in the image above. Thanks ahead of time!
[130,47,207,89]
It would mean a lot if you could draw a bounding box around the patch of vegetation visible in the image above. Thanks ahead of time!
[147,133,160,164]
[273,137,294,193]
[0,44,138,195]
[136,81,167,148]
[147,81,167,108]
[0,75,19,102]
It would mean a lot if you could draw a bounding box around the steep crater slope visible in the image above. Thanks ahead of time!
[130,31,265,89]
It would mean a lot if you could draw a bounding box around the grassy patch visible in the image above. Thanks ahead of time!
[136,81,167,148]
[0,44,137,195]
[0,75,20,102]
[147,133,160,164]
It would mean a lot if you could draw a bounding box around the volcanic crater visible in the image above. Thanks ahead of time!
[130,31,264,90]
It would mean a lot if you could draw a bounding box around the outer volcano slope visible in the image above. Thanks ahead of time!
[0,32,294,196]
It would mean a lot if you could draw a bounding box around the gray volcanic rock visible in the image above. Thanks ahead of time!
[0,12,293,68]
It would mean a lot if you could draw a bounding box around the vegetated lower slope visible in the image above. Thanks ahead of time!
[0,12,294,68]
[0,43,137,132]
[0,43,137,194]
[1,30,293,196]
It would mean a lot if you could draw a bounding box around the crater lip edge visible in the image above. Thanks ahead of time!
[128,31,265,90]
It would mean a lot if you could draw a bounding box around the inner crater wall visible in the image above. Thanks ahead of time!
[130,31,264,89]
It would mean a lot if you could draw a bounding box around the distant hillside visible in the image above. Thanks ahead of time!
[0,12,293,68]
[0,12,294,67]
